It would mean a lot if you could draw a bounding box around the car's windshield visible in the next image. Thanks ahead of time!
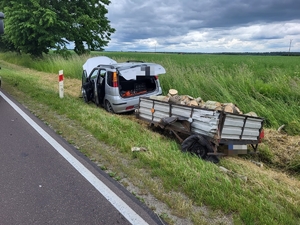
[89,69,99,80]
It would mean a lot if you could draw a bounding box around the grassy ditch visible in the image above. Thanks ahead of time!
[0,55,300,225]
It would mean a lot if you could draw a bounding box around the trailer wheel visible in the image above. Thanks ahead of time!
[181,135,212,160]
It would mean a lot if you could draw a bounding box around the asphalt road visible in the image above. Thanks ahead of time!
[0,90,163,225]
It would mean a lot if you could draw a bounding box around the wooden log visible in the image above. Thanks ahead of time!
[195,97,203,104]
[215,106,222,111]
[188,100,198,106]
[180,95,190,105]
[169,95,181,104]
[205,100,222,110]
[150,95,170,102]
[223,104,234,113]
[234,105,242,114]
[168,89,178,96]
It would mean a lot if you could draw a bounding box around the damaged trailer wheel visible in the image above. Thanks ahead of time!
[181,134,219,163]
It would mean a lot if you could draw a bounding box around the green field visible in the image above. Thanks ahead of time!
[1,51,299,132]
[0,52,300,225]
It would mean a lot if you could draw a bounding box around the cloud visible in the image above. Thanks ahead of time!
[105,0,300,52]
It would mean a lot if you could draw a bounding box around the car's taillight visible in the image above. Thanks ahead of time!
[154,75,159,80]
[259,129,264,143]
[112,72,118,87]
[126,105,135,110]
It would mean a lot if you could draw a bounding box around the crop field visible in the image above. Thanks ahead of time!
[0,52,300,225]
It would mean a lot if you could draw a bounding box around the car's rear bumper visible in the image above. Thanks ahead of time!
[107,89,162,113]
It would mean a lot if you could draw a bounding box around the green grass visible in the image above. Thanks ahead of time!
[2,51,298,131]
[101,52,300,130]
[0,53,300,225]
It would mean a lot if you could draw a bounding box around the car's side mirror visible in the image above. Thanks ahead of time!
[0,12,4,35]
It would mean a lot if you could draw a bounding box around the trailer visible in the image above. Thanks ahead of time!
[136,97,264,163]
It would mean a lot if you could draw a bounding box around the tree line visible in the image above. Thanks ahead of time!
[0,0,115,58]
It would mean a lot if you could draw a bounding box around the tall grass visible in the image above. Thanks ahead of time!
[109,53,300,133]
[0,51,299,132]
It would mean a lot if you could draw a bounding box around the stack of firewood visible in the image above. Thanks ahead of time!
[151,89,258,116]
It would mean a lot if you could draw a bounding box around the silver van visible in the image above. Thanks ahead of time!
[81,56,166,113]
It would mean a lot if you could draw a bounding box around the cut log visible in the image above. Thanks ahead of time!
[180,95,190,105]
[215,106,222,111]
[195,97,203,104]
[168,89,178,96]
[223,104,234,113]
[188,100,198,106]
[150,95,170,102]
[169,95,181,104]
[205,100,222,110]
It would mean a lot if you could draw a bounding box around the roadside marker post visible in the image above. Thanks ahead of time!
[59,70,64,98]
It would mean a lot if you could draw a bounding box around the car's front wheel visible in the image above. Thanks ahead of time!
[105,100,114,113]
[81,87,88,103]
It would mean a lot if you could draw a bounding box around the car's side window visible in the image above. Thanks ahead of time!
[100,69,106,77]
[98,69,106,85]
[90,69,99,80]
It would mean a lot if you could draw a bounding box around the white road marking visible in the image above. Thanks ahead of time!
[0,91,149,225]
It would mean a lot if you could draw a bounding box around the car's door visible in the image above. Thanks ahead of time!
[95,69,106,106]
[82,68,99,102]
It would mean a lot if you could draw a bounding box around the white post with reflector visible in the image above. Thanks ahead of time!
[59,70,64,98]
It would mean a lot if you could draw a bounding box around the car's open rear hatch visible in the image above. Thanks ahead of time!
[118,64,165,98]
[118,64,166,80]
[119,76,157,98]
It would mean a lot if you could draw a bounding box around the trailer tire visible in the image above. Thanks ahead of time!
[181,134,212,160]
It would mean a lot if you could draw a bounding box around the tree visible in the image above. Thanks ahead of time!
[59,0,115,55]
[0,0,115,57]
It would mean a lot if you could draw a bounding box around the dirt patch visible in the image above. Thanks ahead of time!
[261,129,300,170]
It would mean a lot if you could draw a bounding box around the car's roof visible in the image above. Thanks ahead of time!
[83,56,117,76]
[83,57,166,80]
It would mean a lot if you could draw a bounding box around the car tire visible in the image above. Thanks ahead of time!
[105,100,114,113]
[81,87,88,103]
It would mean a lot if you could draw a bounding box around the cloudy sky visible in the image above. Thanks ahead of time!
[105,0,300,53]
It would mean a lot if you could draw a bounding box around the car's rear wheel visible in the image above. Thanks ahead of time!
[105,100,114,113]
